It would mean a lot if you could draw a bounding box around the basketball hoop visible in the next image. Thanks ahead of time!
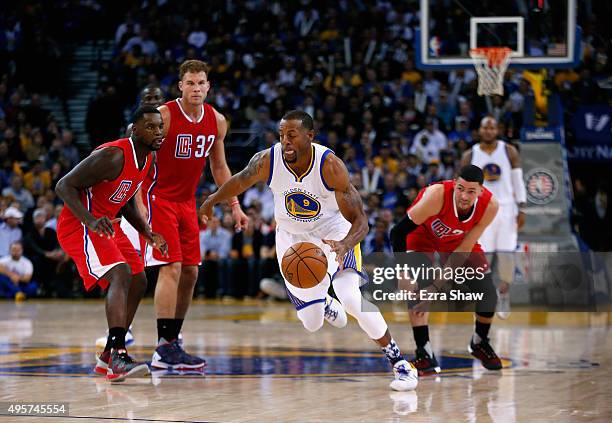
[469,47,513,96]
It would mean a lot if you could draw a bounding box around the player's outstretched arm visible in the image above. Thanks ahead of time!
[55,147,124,238]
[199,149,270,224]
[321,153,368,266]
[505,143,527,229]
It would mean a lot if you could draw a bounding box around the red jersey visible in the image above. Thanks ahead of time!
[144,99,218,202]
[406,180,493,253]
[58,138,152,231]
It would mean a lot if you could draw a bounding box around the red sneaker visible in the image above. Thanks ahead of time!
[94,350,111,375]
[468,339,502,370]
[106,349,149,382]
[410,347,441,376]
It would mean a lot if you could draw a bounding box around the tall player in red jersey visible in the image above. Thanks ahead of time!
[137,60,248,369]
[391,165,502,374]
[56,106,168,382]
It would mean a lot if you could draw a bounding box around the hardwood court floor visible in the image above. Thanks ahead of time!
[0,300,610,422]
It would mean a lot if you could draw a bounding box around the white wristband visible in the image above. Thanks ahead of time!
[511,168,527,204]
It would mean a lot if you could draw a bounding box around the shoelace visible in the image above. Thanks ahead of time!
[412,350,434,368]
[116,352,135,364]
[395,364,410,376]
[324,303,338,320]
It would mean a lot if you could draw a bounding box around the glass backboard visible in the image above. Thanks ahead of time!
[416,0,580,69]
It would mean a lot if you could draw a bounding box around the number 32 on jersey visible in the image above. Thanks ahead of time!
[175,134,215,159]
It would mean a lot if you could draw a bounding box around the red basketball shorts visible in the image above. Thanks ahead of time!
[141,193,201,266]
[58,221,144,291]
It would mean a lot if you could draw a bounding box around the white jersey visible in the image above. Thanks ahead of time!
[472,140,518,253]
[268,142,350,236]
[471,140,515,206]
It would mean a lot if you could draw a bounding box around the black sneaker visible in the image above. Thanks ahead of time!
[175,341,207,369]
[468,338,502,370]
[152,339,205,370]
[106,349,149,382]
[410,347,441,376]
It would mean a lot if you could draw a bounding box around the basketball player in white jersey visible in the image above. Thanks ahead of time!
[200,110,418,391]
[461,117,527,319]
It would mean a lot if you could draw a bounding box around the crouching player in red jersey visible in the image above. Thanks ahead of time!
[56,106,168,382]
[391,165,503,375]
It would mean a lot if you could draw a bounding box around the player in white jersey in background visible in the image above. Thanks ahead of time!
[461,117,527,319]
[200,110,418,391]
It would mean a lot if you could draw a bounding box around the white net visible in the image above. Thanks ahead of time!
[469,48,512,96]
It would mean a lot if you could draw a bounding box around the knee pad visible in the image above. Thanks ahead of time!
[471,273,498,314]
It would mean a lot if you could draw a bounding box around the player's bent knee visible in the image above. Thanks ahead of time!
[297,305,325,332]
[105,263,132,286]
[181,265,199,284]
[131,272,148,289]
[473,273,498,314]
[301,318,324,332]
[158,262,182,283]
[337,296,361,317]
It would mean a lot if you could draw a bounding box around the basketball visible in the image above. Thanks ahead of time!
[281,242,328,289]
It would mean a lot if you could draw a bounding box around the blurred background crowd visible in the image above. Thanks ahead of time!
[0,0,610,299]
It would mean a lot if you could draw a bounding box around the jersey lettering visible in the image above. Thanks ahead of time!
[109,180,133,203]
[176,134,215,159]
[175,134,192,158]
[194,134,216,158]
[431,218,464,238]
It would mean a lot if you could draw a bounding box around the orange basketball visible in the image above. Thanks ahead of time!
[281,242,328,289]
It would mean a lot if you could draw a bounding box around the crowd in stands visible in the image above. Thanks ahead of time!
[0,0,610,299]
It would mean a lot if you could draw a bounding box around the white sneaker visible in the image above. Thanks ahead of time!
[390,360,418,391]
[496,290,511,320]
[95,326,135,349]
[323,295,347,328]
[260,278,288,299]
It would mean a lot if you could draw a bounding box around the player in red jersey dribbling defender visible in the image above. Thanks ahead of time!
[56,106,168,382]
[391,165,503,375]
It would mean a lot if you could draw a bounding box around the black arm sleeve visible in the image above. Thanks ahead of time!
[390,214,419,252]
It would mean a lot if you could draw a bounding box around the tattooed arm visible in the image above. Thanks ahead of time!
[198,149,270,223]
[320,153,369,267]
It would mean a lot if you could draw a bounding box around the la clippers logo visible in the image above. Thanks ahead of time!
[109,180,132,203]
[175,134,192,158]
[431,219,463,238]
